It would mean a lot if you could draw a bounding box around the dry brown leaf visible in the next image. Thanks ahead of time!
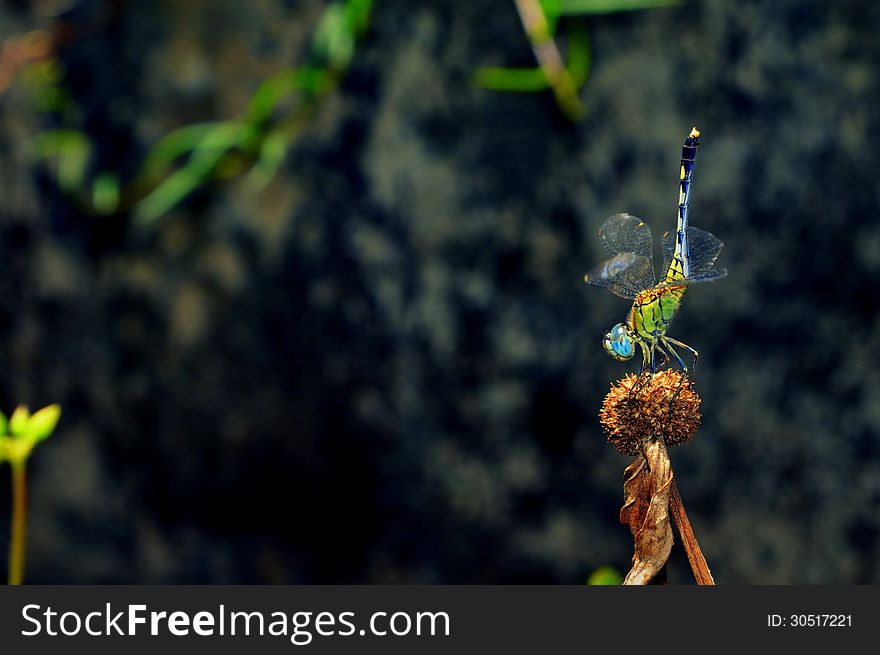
[621,438,674,585]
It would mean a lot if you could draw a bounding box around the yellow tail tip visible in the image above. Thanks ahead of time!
[689,126,701,138]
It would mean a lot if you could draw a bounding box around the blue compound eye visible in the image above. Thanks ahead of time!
[610,323,628,342]
[603,323,634,361]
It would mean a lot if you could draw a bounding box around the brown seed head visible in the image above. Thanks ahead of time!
[599,369,701,456]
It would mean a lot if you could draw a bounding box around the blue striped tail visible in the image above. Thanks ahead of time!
[664,127,700,283]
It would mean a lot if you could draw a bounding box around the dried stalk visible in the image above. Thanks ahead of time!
[513,0,584,119]
[669,480,715,585]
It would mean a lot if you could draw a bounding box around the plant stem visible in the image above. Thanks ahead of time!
[513,0,585,119]
[8,459,28,585]
[669,479,714,585]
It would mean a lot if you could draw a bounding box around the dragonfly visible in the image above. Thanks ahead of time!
[583,127,726,382]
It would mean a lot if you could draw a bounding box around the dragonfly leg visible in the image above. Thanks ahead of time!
[628,343,652,400]
[654,343,672,370]
[629,367,645,401]
[661,338,689,373]
[660,337,696,410]
[657,343,672,368]
[663,336,699,377]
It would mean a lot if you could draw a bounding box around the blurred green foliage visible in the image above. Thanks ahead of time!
[476,0,681,119]
[19,0,683,219]
[20,58,70,112]
[542,0,681,15]
[586,565,624,585]
[24,0,374,225]
[28,129,90,193]
[476,20,592,93]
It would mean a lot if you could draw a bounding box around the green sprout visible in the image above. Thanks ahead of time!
[0,404,62,585]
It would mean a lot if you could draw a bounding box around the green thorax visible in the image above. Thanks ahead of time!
[629,284,686,340]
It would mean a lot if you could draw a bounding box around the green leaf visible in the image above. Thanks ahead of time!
[190,122,251,159]
[22,60,70,112]
[26,404,62,442]
[311,0,373,70]
[542,0,564,22]
[140,122,223,182]
[3,436,33,464]
[135,122,249,224]
[246,67,328,126]
[247,69,302,126]
[297,66,331,97]
[134,164,212,225]
[9,405,30,437]
[565,21,592,88]
[474,67,550,92]
[0,409,7,437]
[344,0,374,34]
[542,0,682,16]
[243,129,289,194]
[312,2,356,70]
[28,130,91,192]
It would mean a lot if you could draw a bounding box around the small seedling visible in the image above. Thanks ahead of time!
[0,404,62,585]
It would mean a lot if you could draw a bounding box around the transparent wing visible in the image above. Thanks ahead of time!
[584,213,656,298]
[662,225,724,278]
[584,253,655,299]
[656,267,727,289]
[599,213,654,261]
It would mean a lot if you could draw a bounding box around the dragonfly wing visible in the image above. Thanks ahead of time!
[662,225,724,277]
[584,253,654,299]
[585,214,656,299]
[656,267,727,289]
[599,213,654,260]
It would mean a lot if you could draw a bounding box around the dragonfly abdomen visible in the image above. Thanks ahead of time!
[630,286,686,339]
[663,128,701,284]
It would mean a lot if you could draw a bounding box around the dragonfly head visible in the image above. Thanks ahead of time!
[603,323,635,362]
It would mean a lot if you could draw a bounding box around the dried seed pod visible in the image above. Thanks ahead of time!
[599,370,701,456]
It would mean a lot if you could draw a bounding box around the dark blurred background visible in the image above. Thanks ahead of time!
[0,0,878,584]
